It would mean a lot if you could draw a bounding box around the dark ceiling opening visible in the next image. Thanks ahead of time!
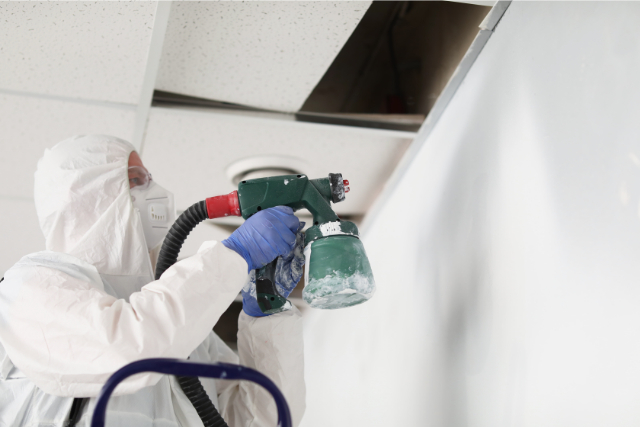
[301,1,491,118]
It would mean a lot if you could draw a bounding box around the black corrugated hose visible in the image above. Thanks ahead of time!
[155,200,229,427]
[155,201,208,280]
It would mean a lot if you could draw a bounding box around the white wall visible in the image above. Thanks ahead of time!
[302,3,640,426]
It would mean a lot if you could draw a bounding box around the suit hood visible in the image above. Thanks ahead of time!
[34,135,152,279]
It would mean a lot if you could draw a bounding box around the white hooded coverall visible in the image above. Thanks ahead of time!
[0,135,306,426]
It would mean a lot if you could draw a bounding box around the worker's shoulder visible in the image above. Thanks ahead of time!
[3,250,102,286]
[12,250,89,269]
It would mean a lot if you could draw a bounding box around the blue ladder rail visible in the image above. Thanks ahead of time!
[91,358,292,427]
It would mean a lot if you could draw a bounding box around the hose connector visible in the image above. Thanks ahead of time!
[206,191,241,219]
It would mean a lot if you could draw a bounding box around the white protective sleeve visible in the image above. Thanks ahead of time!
[213,308,306,427]
[0,241,247,398]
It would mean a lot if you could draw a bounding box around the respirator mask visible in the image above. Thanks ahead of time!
[129,166,176,250]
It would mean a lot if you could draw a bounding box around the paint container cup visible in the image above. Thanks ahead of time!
[302,221,376,309]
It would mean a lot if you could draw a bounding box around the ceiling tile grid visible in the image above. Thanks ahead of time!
[155,2,371,112]
[0,93,136,199]
[0,2,157,104]
[141,106,412,216]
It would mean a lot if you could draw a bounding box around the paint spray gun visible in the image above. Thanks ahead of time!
[150,173,376,427]
[155,173,376,314]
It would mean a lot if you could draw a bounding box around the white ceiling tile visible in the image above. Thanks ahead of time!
[0,2,157,104]
[0,93,136,199]
[0,198,45,275]
[156,2,371,112]
[141,107,411,217]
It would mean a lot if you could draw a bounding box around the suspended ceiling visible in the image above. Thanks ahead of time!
[0,1,416,273]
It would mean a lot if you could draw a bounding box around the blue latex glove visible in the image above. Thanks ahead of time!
[222,206,300,271]
[242,222,306,317]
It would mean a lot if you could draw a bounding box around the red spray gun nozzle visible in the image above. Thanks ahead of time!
[205,191,241,219]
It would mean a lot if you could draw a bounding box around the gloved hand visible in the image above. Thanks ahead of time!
[242,222,306,317]
[222,206,300,271]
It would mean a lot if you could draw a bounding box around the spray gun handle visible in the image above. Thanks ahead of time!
[204,190,286,314]
[255,259,288,314]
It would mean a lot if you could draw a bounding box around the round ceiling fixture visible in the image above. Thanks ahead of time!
[226,156,309,185]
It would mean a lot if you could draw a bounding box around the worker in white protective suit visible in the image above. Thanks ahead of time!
[0,135,306,426]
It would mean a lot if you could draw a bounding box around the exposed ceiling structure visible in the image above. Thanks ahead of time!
[301,1,491,116]
[0,1,418,274]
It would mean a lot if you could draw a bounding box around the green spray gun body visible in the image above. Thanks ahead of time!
[236,173,376,314]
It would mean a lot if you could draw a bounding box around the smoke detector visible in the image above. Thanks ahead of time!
[226,156,309,185]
